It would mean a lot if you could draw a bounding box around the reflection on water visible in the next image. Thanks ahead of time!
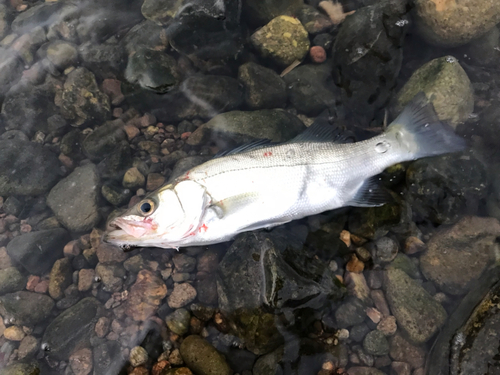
[0,0,499,374]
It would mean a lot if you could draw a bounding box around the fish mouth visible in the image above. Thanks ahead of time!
[105,217,158,239]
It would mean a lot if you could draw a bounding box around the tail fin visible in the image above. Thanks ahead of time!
[386,92,467,159]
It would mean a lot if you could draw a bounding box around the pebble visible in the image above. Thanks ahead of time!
[146,173,165,191]
[96,243,128,264]
[124,124,141,140]
[125,269,167,321]
[49,258,73,300]
[123,167,146,189]
[180,335,232,375]
[166,308,191,336]
[377,316,397,337]
[404,236,426,255]
[102,78,124,105]
[70,348,93,375]
[197,250,219,273]
[346,254,365,273]
[64,240,81,257]
[370,290,391,317]
[130,346,149,367]
[4,325,25,341]
[169,348,183,366]
[391,361,411,375]
[363,330,389,356]
[95,317,111,338]
[366,308,382,324]
[168,283,197,309]
[78,268,95,292]
[309,45,326,63]
[389,334,426,370]
[172,254,197,273]
[372,237,399,263]
[0,247,12,269]
[17,335,38,359]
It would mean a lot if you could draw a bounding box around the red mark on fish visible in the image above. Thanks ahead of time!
[199,224,208,233]
[263,152,272,157]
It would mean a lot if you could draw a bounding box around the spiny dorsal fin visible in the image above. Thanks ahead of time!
[290,110,355,144]
[348,176,393,207]
[213,139,274,158]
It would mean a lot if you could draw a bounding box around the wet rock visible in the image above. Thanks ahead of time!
[95,263,125,292]
[283,63,337,115]
[125,269,167,321]
[406,153,487,225]
[0,267,25,295]
[7,228,70,275]
[309,45,327,63]
[47,164,101,232]
[146,173,165,191]
[347,367,386,375]
[332,1,408,119]
[123,167,146,189]
[0,291,54,325]
[420,216,500,295]
[371,237,398,264]
[173,253,197,273]
[335,298,367,328]
[123,255,145,273]
[0,4,9,40]
[252,345,283,375]
[166,308,191,335]
[48,258,73,300]
[296,5,333,35]
[244,0,302,26]
[42,297,100,360]
[11,2,65,34]
[168,283,197,309]
[124,20,167,54]
[388,254,420,280]
[384,268,447,344]
[130,346,149,367]
[78,40,125,79]
[187,109,305,146]
[389,333,425,370]
[58,67,111,126]
[4,325,25,341]
[78,268,95,292]
[3,196,23,216]
[96,243,128,264]
[97,140,133,180]
[351,323,371,342]
[395,56,474,127]
[195,273,218,305]
[46,40,78,70]
[70,347,93,375]
[2,361,41,375]
[238,62,287,109]
[141,0,185,25]
[251,15,310,67]
[93,340,124,375]
[345,272,370,303]
[363,330,389,356]
[0,139,60,196]
[414,0,500,47]
[180,335,232,375]
[82,120,127,161]
[3,82,59,136]
[125,49,180,94]
[102,184,132,206]
[18,335,39,359]
[0,50,23,97]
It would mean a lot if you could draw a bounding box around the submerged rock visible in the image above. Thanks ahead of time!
[395,56,474,127]
[82,120,127,161]
[124,20,167,54]
[47,164,101,232]
[420,216,500,295]
[1,361,41,375]
[187,109,305,146]
[0,291,54,325]
[251,15,310,67]
[414,0,500,47]
[244,0,303,26]
[0,267,25,295]
[125,269,167,321]
[7,228,70,275]
[180,335,232,375]
[384,268,447,344]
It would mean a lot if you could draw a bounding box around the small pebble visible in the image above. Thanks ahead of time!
[70,348,93,375]
[124,124,141,140]
[337,328,349,340]
[404,236,426,255]
[366,307,382,324]
[64,240,81,257]
[346,254,364,273]
[310,45,327,63]
[4,325,26,341]
[130,346,149,367]
[377,316,397,336]
[340,230,351,247]
[26,275,40,291]
[95,317,111,338]
[169,348,184,366]
[391,361,411,375]
[17,335,38,359]
[168,283,197,309]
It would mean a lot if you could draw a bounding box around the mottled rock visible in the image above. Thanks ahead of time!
[180,335,232,375]
[49,258,73,300]
[251,16,310,67]
[384,269,447,344]
[93,340,124,375]
[2,362,42,375]
[123,167,146,189]
[46,40,78,70]
[238,62,286,109]
[18,335,39,359]
[70,347,93,375]
[125,269,167,321]
[7,228,70,275]
[124,20,166,54]
[166,308,191,335]
[130,346,149,367]
[42,297,100,360]
[4,325,26,341]
[0,291,54,325]
[78,268,95,292]
[252,345,283,375]
[95,263,124,292]
[0,267,25,295]
[173,253,197,273]
[388,254,420,280]
[363,330,389,356]
[96,242,128,264]
[195,273,218,305]
[414,0,500,47]
[0,139,60,196]
[335,298,367,328]
[168,283,197,309]
[420,216,500,295]
[47,164,101,232]
[389,333,425,369]
[396,56,474,127]
[82,120,127,161]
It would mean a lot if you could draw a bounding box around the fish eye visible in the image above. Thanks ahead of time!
[139,199,155,216]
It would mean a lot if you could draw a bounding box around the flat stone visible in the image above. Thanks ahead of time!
[180,335,232,375]
[0,291,54,325]
[0,267,25,295]
[168,283,197,309]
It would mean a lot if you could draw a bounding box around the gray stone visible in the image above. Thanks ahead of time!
[243,0,303,26]
[11,2,65,34]
[0,139,60,196]
[0,267,26,295]
[42,297,101,361]
[95,263,125,292]
[0,50,23,98]
[363,330,389,356]
[371,237,398,264]
[384,268,447,344]
[335,298,367,328]
[82,120,127,162]
[172,253,197,273]
[78,40,125,80]
[124,20,166,54]
[252,346,283,375]
[388,254,421,279]
[238,62,286,109]
[93,340,124,375]
[47,164,101,232]
[141,0,183,25]
[7,228,70,275]
[0,291,54,325]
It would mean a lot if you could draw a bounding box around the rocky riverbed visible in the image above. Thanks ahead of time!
[0,0,500,374]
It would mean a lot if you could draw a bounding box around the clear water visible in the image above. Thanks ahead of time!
[0,0,499,374]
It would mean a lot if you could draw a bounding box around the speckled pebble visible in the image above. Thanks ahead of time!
[168,283,197,309]
[363,330,389,356]
[3,325,26,341]
[377,316,397,336]
[130,346,149,367]
[70,348,93,375]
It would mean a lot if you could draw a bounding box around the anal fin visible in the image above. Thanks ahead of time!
[348,176,393,207]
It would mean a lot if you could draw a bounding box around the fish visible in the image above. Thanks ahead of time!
[103,93,466,250]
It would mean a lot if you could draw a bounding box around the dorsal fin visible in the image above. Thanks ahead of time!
[290,110,355,144]
[213,139,274,158]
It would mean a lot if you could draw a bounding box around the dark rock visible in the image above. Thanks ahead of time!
[2,361,41,375]
[0,291,54,325]
[283,63,337,115]
[95,263,125,292]
[296,4,333,34]
[420,216,500,295]
[42,297,101,361]
[347,367,386,375]
[0,50,23,98]
[187,109,305,147]
[335,298,367,328]
[384,268,447,344]
[82,120,127,161]
[141,0,183,25]
[363,330,389,356]
[47,164,101,232]
[243,0,303,26]
[388,253,420,279]
[93,340,125,375]
[313,33,335,50]
[58,67,111,126]
[238,62,286,109]
[0,130,29,142]
[195,272,218,305]
[46,40,78,70]
[3,82,59,136]
[252,346,283,375]
[78,40,125,79]
[371,237,398,264]
[124,20,167,54]
[101,184,132,206]
[406,153,487,225]
[173,253,197,273]
[350,323,371,342]
[224,348,256,373]
[0,267,26,295]
[47,114,68,136]
[125,48,180,94]
[3,196,24,216]
[180,335,232,375]
[11,2,65,34]
[60,129,84,158]
[332,1,409,119]
[7,228,70,275]
[97,140,133,180]
[389,333,425,370]
[0,4,9,41]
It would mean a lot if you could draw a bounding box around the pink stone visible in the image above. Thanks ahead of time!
[310,46,327,63]
[26,275,40,291]
[124,124,140,140]
[102,79,125,105]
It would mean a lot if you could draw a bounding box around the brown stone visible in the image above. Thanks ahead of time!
[90,228,103,248]
[78,269,95,292]
[404,236,426,255]
[96,243,128,264]
[26,275,40,291]
[64,240,81,257]
[102,78,124,105]
[95,316,111,338]
[346,254,364,273]
[0,247,12,269]
[124,124,141,140]
[168,283,197,309]
[391,361,411,375]
[4,325,25,341]
[152,360,171,375]
[69,348,93,375]
[344,271,370,302]
[370,289,391,317]
[389,334,425,370]
[125,270,167,321]
[18,335,38,359]
[146,173,165,192]
[378,316,397,336]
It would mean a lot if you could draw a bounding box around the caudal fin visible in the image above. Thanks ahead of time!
[386,92,467,159]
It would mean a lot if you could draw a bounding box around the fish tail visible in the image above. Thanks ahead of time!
[385,92,467,159]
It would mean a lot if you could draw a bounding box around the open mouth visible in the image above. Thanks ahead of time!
[107,217,157,238]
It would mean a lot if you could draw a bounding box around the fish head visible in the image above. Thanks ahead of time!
[103,181,209,249]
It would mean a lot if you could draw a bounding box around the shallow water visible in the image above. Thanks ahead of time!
[0,0,499,374]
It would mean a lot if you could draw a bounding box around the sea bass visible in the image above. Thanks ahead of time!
[103,93,466,249]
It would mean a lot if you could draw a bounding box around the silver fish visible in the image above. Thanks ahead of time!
[104,93,466,249]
